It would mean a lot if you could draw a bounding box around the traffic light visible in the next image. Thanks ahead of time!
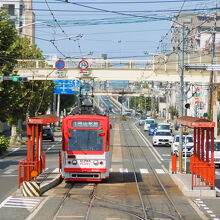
[12,76,28,82]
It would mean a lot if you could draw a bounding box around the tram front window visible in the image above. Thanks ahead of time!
[68,129,104,151]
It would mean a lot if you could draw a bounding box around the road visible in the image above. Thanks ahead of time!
[0,116,220,219]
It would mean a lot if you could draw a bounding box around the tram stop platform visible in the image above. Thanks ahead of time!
[169,161,217,198]
[14,170,62,197]
[170,173,216,198]
[36,170,62,195]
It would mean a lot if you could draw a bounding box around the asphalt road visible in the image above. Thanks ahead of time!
[0,117,220,220]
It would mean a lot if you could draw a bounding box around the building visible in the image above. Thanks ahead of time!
[0,0,35,44]
[171,12,220,52]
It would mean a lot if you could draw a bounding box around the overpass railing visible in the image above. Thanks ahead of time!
[15,59,153,70]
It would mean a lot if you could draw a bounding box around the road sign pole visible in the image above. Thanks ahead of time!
[56,94,60,126]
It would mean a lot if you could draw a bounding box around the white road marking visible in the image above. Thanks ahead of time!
[0,197,40,209]
[1,175,18,177]
[215,171,220,175]
[140,168,149,174]
[155,169,165,174]
[4,169,14,174]
[119,168,128,173]
[162,154,171,157]
[207,210,213,214]
[52,168,59,173]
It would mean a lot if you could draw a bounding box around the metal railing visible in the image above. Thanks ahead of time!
[190,155,215,189]
[15,59,153,70]
[18,160,37,186]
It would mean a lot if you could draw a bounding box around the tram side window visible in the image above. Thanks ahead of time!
[68,129,104,151]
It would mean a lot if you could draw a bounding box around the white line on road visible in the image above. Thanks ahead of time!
[155,169,165,174]
[0,197,40,209]
[4,169,14,174]
[140,169,149,174]
[52,168,60,173]
[119,168,128,173]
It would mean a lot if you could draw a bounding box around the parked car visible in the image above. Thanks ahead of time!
[148,123,158,135]
[153,130,173,147]
[144,119,155,131]
[138,115,150,126]
[43,127,54,142]
[171,135,194,156]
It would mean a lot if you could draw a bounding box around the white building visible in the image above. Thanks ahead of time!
[0,0,35,44]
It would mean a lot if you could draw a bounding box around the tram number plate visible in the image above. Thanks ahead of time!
[79,159,91,165]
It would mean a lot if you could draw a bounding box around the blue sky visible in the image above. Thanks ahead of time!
[32,0,217,59]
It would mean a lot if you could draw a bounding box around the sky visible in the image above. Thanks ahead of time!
[31,0,218,60]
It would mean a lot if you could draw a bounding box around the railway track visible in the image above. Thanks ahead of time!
[120,119,184,220]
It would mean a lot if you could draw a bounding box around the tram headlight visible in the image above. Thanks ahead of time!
[72,160,77,165]
[93,160,99,165]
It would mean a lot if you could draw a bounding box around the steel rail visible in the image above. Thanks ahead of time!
[121,122,149,220]
[52,183,73,220]
[130,121,184,220]
[84,183,97,220]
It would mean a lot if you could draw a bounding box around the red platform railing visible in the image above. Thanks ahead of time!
[190,155,215,189]
[18,160,37,186]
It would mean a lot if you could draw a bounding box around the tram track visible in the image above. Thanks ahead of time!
[121,120,184,220]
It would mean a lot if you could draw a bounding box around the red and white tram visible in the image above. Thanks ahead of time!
[60,114,111,181]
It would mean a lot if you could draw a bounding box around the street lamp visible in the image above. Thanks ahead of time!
[17,22,54,29]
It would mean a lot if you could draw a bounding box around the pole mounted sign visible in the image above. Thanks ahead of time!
[55,59,65,70]
[78,60,89,71]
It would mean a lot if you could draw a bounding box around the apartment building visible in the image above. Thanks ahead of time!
[0,0,35,44]
[171,12,220,52]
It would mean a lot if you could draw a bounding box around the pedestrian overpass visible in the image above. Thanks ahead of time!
[15,53,220,83]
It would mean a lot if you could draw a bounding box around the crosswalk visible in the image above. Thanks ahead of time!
[0,197,40,209]
[1,167,220,178]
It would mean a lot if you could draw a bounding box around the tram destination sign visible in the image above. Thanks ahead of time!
[72,121,100,128]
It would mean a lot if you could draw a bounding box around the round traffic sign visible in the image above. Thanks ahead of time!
[55,60,65,70]
[78,60,89,70]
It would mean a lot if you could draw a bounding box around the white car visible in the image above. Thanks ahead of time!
[144,119,155,131]
[171,135,194,156]
[153,130,173,147]
[205,140,220,167]
[139,115,150,126]
[157,123,172,133]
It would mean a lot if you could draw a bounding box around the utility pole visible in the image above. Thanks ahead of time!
[179,24,185,172]
[209,3,217,137]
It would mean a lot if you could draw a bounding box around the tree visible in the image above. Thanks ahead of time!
[169,105,179,119]
[0,10,55,143]
[60,94,77,113]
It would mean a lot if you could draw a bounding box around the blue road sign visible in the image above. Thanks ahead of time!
[54,88,76,94]
[53,79,80,86]
[55,60,65,70]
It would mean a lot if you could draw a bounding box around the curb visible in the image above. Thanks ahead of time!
[169,173,216,198]
[40,174,62,195]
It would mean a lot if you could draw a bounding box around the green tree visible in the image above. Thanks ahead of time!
[0,10,55,143]
[169,105,179,119]
[60,94,77,113]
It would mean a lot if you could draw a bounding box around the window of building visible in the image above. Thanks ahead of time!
[3,4,15,16]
